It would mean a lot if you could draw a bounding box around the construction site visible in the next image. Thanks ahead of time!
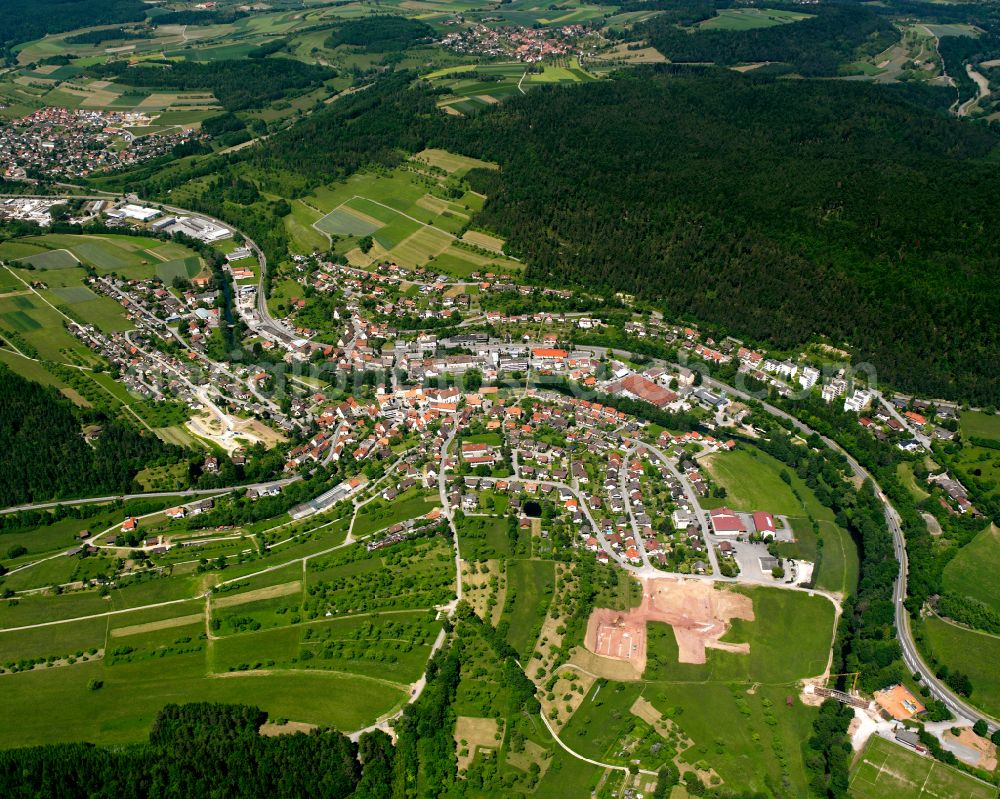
[584,577,755,676]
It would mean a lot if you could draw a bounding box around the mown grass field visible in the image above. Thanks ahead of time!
[702,448,803,515]
[960,410,1000,440]
[697,7,811,31]
[922,614,1000,718]
[304,160,521,276]
[849,733,995,799]
[563,585,837,795]
[352,489,439,539]
[456,516,510,561]
[703,447,858,595]
[645,587,835,684]
[942,523,1000,611]
[0,654,402,747]
[0,520,452,747]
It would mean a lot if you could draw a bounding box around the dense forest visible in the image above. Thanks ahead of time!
[436,71,1000,404]
[0,0,145,57]
[326,15,436,52]
[640,6,898,76]
[86,58,335,112]
[0,704,363,798]
[0,366,181,505]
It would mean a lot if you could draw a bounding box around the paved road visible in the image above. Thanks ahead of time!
[573,344,995,727]
[0,478,300,516]
[9,188,991,729]
[438,424,464,608]
[635,438,722,577]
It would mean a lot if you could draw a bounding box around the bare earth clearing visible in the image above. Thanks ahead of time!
[583,578,754,677]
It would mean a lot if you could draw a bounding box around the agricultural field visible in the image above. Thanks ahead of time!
[502,559,555,657]
[701,448,804,516]
[457,515,511,561]
[696,7,812,31]
[430,59,596,115]
[0,234,205,385]
[644,587,835,684]
[351,488,439,539]
[921,615,1000,718]
[0,286,103,365]
[0,505,455,746]
[303,160,523,276]
[849,733,996,799]
[960,410,1000,440]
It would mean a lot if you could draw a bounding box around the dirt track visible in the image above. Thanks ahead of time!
[584,577,754,675]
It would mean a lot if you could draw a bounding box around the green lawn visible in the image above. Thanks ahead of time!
[704,447,858,595]
[501,559,555,658]
[702,448,802,515]
[697,7,811,31]
[285,200,329,253]
[960,410,1000,440]
[849,733,996,799]
[456,515,511,561]
[646,587,835,684]
[561,585,836,794]
[942,523,1000,612]
[17,249,78,269]
[922,615,1000,719]
[897,462,929,501]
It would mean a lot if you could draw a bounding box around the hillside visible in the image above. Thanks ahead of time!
[431,71,1000,403]
[0,366,180,505]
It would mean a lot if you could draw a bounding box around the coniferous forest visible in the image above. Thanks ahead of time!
[433,72,1000,404]
[0,367,181,505]
[0,704,363,799]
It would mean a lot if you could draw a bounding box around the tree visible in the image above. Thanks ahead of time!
[972,719,988,737]
[653,765,679,798]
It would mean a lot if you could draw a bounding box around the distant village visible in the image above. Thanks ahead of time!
[0,107,199,180]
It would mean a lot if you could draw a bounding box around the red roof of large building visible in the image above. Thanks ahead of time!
[752,511,776,534]
[609,374,677,408]
[709,507,746,533]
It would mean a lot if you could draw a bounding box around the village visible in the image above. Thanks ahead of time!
[439,23,590,62]
[0,107,200,180]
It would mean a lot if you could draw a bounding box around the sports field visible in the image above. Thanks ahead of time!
[849,734,995,799]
